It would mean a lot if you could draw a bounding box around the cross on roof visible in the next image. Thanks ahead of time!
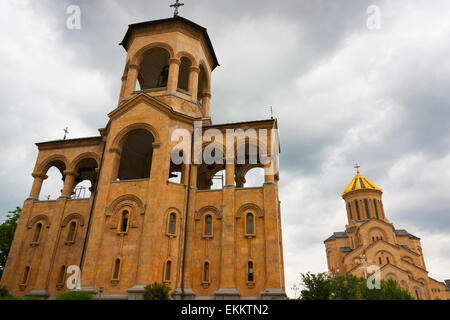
[354,164,360,174]
[63,127,69,140]
[170,0,184,17]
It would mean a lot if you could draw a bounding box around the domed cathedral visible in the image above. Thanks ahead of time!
[0,13,286,300]
[324,166,450,300]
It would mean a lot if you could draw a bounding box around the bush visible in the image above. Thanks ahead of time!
[56,290,94,300]
[143,282,170,300]
[0,285,11,298]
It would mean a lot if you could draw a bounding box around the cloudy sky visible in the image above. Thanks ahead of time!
[1,0,450,298]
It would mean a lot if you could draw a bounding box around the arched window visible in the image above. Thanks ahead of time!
[22,266,31,285]
[203,262,210,282]
[386,257,390,264]
[113,259,121,280]
[205,215,212,236]
[57,265,66,285]
[67,221,77,242]
[378,257,382,265]
[348,202,353,219]
[120,211,129,233]
[177,57,191,91]
[246,213,254,235]
[168,213,176,235]
[117,130,155,181]
[364,199,370,219]
[33,222,43,243]
[355,201,361,220]
[248,262,254,282]
[138,48,170,90]
[373,199,379,219]
[165,261,171,281]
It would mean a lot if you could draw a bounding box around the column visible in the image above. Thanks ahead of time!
[201,92,211,116]
[28,173,48,200]
[188,66,200,101]
[264,160,275,184]
[167,58,181,93]
[60,170,78,199]
[225,163,235,187]
[123,64,139,98]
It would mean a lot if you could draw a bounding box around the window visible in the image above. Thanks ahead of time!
[203,262,210,282]
[372,236,375,242]
[33,223,42,243]
[364,199,370,219]
[67,221,77,242]
[386,257,390,264]
[165,261,171,281]
[373,199,379,219]
[22,266,30,285]
[248,262,254,282]
[378,257,382,265]
[57,265,66,285]
[348,202,353,219]
[205,215,212,236]
[246,213,254,235]
[168,213,176,235]
[355,201,361,220]
[113,259,121,280]
[120,211,129,233]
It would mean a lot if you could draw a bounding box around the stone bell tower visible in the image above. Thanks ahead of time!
[1,14,286,300]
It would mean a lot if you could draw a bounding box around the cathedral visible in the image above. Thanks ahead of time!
[324,167,450,300]
[0,14,286,300]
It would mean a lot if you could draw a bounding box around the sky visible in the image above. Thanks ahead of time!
[1,0,450,298]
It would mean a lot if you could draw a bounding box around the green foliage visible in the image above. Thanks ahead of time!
[299,272,413,300]
[55,291,94,300]
[143,282,170,300]
[0,285,11,298]
[0,207,21,281]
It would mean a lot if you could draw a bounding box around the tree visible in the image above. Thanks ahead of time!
[0,207,21,281]
[299,272,413,300]
[55,291,94,300]
[143,282,170,300]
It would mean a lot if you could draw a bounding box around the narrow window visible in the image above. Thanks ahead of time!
[58,265,66,284]
[168,213,176,235]
[348,202,353,219]
[113,259,120,280]
[205,215,212,236]
[386,257,390,264]
[120,211,129,233]
[373,199,379,219]
[67,221,77,242]
[33,223,42,243]
[22,266,30,285]
[415,289,420,299]
[355,201,361,220]
[378,257,382,265]
[203,262,210,282]
[246,213,254,235]
[165,261,171,281]
[248,262,254,282]
[364,199,370,219]
[372,236,375,242]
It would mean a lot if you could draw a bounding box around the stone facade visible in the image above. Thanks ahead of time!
[324,169,450,300]
[0,16,286,300]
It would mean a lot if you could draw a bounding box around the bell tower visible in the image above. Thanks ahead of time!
[118,16,219,118]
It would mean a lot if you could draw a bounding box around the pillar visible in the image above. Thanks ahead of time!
[264,160,275,184]
[201,92,211,116]
[225,163,235,187]
[28,173,48,200]
[188,66,200,101]
[60,170,78,199]
[123,64,139,98]
[167,58,181,93]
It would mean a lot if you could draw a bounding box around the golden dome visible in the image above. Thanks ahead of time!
[342,166,382,196]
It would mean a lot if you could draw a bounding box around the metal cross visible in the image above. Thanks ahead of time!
[354,163,360,174]
[170,0,184,17]
[63,127,69,140]
[270,106,273,119]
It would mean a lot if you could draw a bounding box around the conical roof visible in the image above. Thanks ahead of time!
[342,168,382,196]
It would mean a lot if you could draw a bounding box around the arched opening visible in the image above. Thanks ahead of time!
[67,221,77,242]
[168,149,183,184]
[113,259,121,280]
[72,157,98,199]
[197,65,208,105]
[22,266,30,285]
[177,57,191,92]
[248,261,254,282]
[119,211,129,233]
[33,222,43,243]
[164,260,171,281]
[118,129,155,180]
[203,262,210,282]
[138,48,170,90]
[241,167,265,188]
[355,200,361,220]
[364,199,370,219]
[246,213,255,235]
[204,215,212,236]
[168,213,176,235]
[373,199,379,219]
[197,144,225,190]
[57,265,66,285]
[40,160,66,200]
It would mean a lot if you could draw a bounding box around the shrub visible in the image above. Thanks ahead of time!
[56,290,94,300]
[0,285,11,298]
[143,282,170,300]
